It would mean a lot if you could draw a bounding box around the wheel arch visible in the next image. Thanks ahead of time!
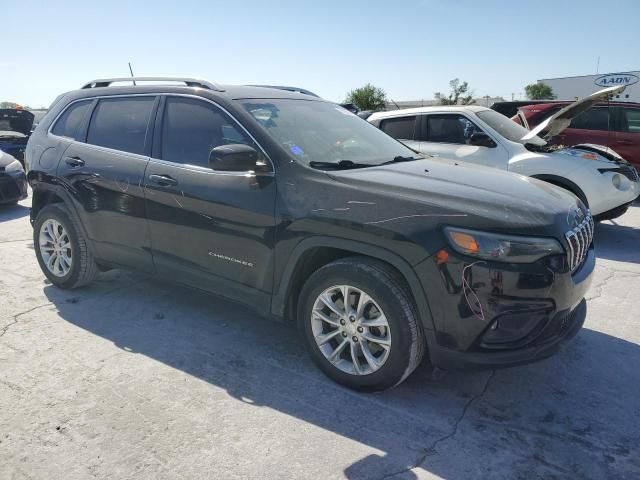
[30,184,96,256]
[31,185,66,222]
[272,237,436,335]
[530,174,589,207]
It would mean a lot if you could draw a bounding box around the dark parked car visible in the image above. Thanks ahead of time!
[26,77,594,391]
[491,100,563,119]
[0,149,28,204]
[0,108,35,167]
[513,101,640,170]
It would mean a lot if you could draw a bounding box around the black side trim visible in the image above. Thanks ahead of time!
[271,236,436,335]
[30,183,97,258]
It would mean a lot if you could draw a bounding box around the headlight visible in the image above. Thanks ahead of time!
[444,227,564,263]
[4,159,23,174]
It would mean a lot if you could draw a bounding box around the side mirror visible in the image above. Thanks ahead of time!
[209,144,258,172]
[469,132,497,148]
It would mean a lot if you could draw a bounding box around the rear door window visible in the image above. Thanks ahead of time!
[86,97,155,155]
[569,107,611,131]
[421,114,484,144]
[160,96,254,168]
[379,116,417,141]
[621,108,640,133]
[51,100,93,140]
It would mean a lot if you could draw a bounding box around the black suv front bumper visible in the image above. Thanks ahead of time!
[428,298,586,370]
[415,246,594,370]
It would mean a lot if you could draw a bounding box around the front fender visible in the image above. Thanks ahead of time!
[271,235,436,335]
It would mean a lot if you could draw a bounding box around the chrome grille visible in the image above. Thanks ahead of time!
[565,212,594,272]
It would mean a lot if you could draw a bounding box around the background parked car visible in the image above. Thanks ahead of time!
[513,101,640,171]
[368,86,640,221]
[0,108,34,167]
[0,149,28,204]
[491,100,563,119]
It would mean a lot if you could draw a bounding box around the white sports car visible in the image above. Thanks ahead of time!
[368,86,640,220]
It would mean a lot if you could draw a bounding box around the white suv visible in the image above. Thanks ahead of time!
[368,87,640,220]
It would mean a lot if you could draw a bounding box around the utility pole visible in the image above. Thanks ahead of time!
[596,56,600,74]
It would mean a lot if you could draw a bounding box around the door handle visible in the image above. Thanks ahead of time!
[64,156,85,167]
[617,139,633,145]
[149,174,178,187]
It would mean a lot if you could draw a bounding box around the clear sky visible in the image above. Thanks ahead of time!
[3,0,639,108]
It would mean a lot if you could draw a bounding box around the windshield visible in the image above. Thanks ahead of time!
[241,99,419,167]
[477,109,545,146]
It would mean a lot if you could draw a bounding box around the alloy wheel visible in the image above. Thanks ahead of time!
[311,285,391,375]
[39,219,73,277]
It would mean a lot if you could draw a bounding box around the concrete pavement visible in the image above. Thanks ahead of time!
[1,197,639,479]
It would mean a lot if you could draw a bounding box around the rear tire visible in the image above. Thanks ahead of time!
[298,257,425,392]
[33,203,98,289]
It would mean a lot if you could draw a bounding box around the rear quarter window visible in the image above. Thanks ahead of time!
[51,100,93,140]
[379,116,416,140]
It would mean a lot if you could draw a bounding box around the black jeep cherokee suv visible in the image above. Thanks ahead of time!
[26,77,594,391]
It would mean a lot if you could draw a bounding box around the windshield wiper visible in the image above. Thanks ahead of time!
[378,155,424,166]
[309,160,372,170]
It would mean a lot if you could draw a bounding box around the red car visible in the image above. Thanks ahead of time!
[512,101,640,170]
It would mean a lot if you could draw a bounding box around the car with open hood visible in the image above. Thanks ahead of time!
[0,149,28,204]
[512,99,640,172]
[27,77,594,391]
[369,86,639,221]
[0,108,34,167]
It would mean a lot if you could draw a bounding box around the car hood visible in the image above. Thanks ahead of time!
[0,109,34,136]
[326,157,581,235]
[522,85,626,142]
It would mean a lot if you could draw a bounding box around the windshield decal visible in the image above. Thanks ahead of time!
[290,145,304,156]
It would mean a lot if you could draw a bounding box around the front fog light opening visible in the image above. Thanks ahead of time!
[612,173,622,189]
[480,309,551,349]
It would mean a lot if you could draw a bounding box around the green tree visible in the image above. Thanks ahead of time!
[435,78,474,105]
[344,84,388,111]
[0,101,19,109]
[524,83,555,100]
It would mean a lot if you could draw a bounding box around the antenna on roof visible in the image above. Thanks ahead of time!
[128,62,136,86]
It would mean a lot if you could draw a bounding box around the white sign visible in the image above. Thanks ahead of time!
[594,73,639,87]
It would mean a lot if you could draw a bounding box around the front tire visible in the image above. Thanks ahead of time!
[33,203,98,289]
[298,257,425,392]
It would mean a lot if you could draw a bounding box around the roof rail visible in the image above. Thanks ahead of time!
[81,77,224,91]
[248,85,320,98]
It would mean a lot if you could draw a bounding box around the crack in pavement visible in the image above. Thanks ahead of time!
[0,303,54,338]
[0,238,32,244]
[381,369,496,479]
[0,280,137,340]
[586,266,640,301]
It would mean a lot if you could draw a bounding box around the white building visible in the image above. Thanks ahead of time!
[539,71,640,102]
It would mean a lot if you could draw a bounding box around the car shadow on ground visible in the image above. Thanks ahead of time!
[42,270,640,479]
[0,202,30,222]
[595,202,640,264]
